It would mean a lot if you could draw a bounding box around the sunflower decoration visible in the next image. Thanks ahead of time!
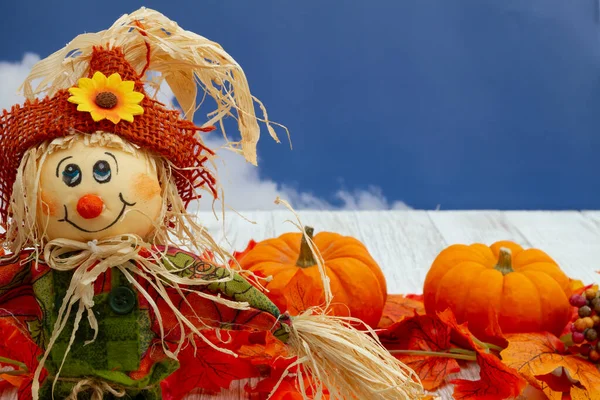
[67,71,145,124]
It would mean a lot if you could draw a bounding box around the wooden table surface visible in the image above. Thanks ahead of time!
[4,210,600,399]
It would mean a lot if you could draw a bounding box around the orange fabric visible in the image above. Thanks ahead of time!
[76,194,104,219]
[0,46,217,228]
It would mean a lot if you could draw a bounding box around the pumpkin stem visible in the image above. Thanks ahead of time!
[296,226,317,268]
[494,247,514,275]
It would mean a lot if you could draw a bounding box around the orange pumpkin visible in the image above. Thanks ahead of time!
[236,227,387,328]
[423,240,571,339]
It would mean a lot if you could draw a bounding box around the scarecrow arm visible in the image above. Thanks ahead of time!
[156,247,290,342]
[161,248,281,317]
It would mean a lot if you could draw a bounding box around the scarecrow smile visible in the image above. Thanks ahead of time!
[59,193,137,233]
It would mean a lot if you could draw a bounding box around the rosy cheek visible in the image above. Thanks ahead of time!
[133,173,161,201]
[39,191,59,216]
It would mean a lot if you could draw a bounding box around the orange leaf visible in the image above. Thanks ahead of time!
[377,294,425,329]
[283,270,326,315]
[379,313,461,391]
[501,332,600,399]
[237,331,295,375]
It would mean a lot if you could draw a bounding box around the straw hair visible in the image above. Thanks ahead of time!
[19,7,284,165]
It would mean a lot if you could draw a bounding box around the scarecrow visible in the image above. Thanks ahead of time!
[0,7,424,400]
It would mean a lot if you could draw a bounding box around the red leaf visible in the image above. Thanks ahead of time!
[405,293,424,302]
[161,330,261,400]
[377,294,425,329]
[246,370,329,400]
[483,308,508,349]
[435,309,526,399]
[379,313,461,391]
[437,308,507,351]
[0,318,46,398]
[450,351,526,400]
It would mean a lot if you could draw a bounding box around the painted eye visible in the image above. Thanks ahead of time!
[62,164,82,187]
[93,160,111,183]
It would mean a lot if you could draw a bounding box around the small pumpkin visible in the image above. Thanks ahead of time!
[423,240,571,339]
[236,226,387,328]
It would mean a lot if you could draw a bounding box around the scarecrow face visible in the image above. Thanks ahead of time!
[37,139,163,241]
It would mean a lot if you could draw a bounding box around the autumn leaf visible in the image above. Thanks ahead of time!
[406,293,424,302]
[501,332,600,400]
[0,318,46,400]
[283,270,326,315]
[161,331,260,400]
[377,294,425,329]
[437,309,507,351]
[246,370,329,400]
[535,369,575,394]
[432,309,526,399]
[379,313,461,391]
[237,330,295,376]
[451,350,527,400]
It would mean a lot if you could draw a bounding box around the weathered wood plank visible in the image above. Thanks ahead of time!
[427,210,532,247]
[582,210,600,228]
[504,211,600,284]
[352,210,446,294]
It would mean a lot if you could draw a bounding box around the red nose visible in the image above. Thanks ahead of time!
[76,194,104,219]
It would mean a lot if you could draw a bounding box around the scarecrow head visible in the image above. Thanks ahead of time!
[0,7,280,255]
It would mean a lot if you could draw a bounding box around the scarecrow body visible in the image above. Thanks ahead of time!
[0,10,292,396]
[0,246,287,399]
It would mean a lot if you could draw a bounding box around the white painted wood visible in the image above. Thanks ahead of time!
[4,211,598,400]
[504,211,600,284]
[427,210,532,247]
[582,210,600,228]
[350,210,446,294]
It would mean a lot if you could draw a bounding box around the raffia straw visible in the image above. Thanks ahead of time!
[273,197,424,400]
[18,7,288,165]
[64,378,126,400]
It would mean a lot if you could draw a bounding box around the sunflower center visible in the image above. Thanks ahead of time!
[95,92,118,109]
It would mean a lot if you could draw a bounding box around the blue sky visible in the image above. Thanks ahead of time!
[1,0,599,210]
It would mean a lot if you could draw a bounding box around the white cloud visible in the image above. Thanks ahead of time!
[0,53,411,211]
[197,139,412,211]
[0,53,40,111]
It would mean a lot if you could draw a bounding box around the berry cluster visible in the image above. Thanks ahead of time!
[569,288,600,362]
